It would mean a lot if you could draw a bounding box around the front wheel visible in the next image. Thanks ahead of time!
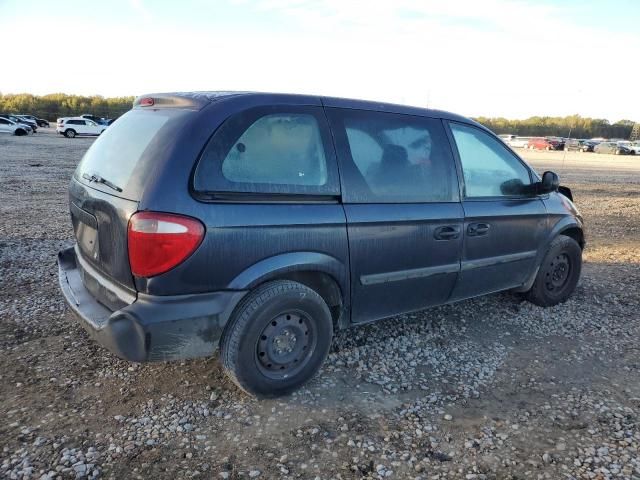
[221,280,333,397]
[525,235,582,307]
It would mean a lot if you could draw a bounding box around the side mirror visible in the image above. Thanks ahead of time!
[539,171,560,194]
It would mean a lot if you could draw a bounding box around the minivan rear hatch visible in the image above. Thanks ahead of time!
[69,102,198,306]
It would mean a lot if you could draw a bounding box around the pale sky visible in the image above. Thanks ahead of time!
[1,0,639,121]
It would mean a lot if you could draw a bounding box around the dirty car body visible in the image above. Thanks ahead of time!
[58,92,585,396]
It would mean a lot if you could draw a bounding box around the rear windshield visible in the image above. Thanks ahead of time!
[75,109,189,200]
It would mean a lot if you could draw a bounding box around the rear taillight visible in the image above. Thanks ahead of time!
[128,212,205,277]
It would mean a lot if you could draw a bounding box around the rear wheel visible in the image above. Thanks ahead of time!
[64,129,76,138]
[220,280,333,397]
[525,235,582,307]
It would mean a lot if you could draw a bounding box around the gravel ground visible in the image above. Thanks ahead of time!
[1,130,639,480]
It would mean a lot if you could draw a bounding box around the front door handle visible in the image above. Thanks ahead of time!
[434,225,461,240]
[467,223,490,236]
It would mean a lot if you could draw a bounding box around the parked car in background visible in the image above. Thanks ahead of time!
[17,114,49,127]
[0,114,37,132]
[0,114,34,133]
[498,134,517,143]
[0,116,32,135]
[57,91,585,397]
[498,134,529,148]
[81,114,110,125]
[11,115,39,132]
[565,139,596,152]
[617,141,640,154]
[594,142,633,155]
[509,136,530,148]
[526,137,562,150]
[56,117,107,138]
[546,137,566,150]
[624,141,640,154]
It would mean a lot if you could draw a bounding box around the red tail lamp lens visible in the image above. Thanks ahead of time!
[139,97,154,106]
[128,212,205,277]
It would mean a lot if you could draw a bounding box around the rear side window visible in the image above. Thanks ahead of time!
[449,122,532,198]
[326,108,458,203]
[194,106,339,196]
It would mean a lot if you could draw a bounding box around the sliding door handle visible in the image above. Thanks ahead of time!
[468,223,490,236]
[434,225,461,240]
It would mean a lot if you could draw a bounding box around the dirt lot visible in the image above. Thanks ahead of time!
[1,130,639,480]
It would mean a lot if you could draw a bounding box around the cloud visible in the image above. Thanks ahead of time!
[1,0,638,120]
[129,0,153,23]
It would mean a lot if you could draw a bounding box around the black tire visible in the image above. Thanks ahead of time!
[14,128,26,136]
[220,280,333,397]
[525,235,582,307]
[65,129,76,138]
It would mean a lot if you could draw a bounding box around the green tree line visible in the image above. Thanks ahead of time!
[0,93,135,121]
[1,93,637,139]
[473,114,637,139]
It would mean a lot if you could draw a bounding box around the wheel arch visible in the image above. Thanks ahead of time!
[227,252,349,329]
[515,219,584,293]
[558,225,585,250]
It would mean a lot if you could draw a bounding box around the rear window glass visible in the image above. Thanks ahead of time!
[194,106,339,196]
[75,109,179,199]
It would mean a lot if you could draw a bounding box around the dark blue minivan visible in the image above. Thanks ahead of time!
[58,92,584,396]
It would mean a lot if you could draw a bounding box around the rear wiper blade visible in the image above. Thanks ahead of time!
[82,172,123,192]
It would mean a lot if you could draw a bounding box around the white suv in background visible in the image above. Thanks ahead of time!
[618,141,640,154]
[0,117,32,135]
[498,134,529,148]
[56,117,107,138]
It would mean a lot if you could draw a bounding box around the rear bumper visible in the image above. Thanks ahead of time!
[58,247,246,362]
